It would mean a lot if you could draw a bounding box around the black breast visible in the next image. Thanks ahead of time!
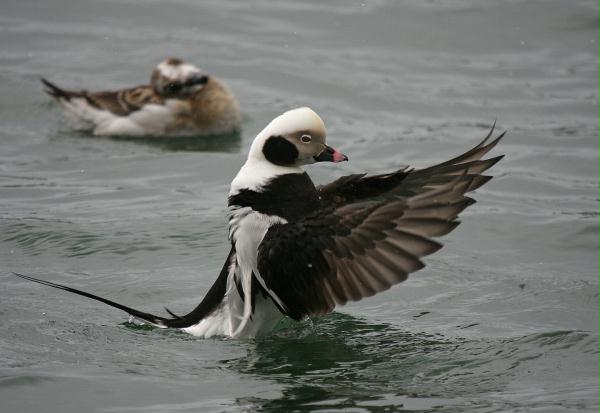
[228,172,320,222]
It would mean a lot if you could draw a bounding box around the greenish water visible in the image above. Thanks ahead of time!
[1,0,598,412]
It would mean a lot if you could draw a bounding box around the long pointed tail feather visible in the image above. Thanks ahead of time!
[12,248,234,330]
[40,78,79,101]
[13,272,170,327]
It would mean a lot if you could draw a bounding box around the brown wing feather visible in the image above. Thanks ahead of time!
[41,78,164,116]
[85,86,164,116]
[318,123,505,207]
[257,176,487,320]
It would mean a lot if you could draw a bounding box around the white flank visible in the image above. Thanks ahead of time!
[57,97,191,136]
[57,97,115,128]
[181,306,231,338]
[227,208,287,337]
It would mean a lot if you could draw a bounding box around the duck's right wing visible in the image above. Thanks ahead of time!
[256,178,474,321]
[257,130,505,321]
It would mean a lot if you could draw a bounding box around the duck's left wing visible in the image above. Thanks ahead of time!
[87,86,164,116]
[42,78,163,116]
[317,124,504,209]
[256,176,476,321]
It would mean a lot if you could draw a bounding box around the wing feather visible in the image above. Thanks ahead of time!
[257,128,505,320]
[42,78,165,116]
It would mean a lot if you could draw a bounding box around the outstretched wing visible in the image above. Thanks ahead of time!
[41,78,164,116]
[317,123,504,208]
[257,128,505,320]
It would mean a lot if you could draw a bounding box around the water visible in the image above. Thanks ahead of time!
[1,0,598,412]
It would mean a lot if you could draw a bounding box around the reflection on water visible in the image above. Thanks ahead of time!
[108,131,242,152]
[62,129,243,152]
[222,314,597,412]
[228,314,476,412]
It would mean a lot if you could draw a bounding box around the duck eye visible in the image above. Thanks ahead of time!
[300,134,312,143]
[167,82,182,92]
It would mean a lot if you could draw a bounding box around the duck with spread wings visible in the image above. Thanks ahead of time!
[15,107,505,338]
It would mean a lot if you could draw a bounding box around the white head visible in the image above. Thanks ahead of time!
[248,107,347,167]
[230,107,347,194]
[150,58,209,98]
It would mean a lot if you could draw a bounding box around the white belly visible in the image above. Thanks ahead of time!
[181,277,283,339]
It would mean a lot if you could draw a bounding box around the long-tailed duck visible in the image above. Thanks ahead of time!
[41,58,242,137]
[15,107,505,338]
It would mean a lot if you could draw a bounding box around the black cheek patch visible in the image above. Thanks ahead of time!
[262,136,299,166]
